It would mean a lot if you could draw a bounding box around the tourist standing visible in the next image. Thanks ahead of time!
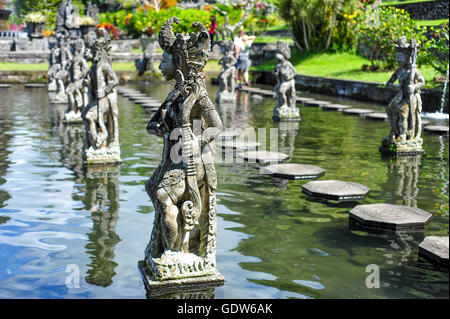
[209,15,217,50]
[234,29,255,88]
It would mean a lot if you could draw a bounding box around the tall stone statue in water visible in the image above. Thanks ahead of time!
[273,41,300,121]
[48,29,72,103]
[381,36,425,155]
[216,40,237,102]
[139,17,224,296]
[81,28,120,165]
[64,38,89,123]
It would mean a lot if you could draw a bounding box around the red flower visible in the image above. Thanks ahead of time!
[435,33,438,37]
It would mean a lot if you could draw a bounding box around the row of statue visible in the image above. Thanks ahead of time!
[46,5,426,294]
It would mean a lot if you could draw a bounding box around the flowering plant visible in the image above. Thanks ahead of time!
[24,12,46,23]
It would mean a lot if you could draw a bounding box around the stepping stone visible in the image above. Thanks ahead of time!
[263,163,325,180]
[237,150,288,164]
[218,129,240,140]
[349,203,432,231]
[424,125,449,135]
[251,94,263,100]
[342,108,374,115]
[25,83,45,88]
[141,102,161,108]
[322,103,352,111]
[418,236,449,267]
[128,94,150,100]
[216,139,261,150]
[365,113,388,121]
[134,98,160,104]
[421,119,430,126]
[0,84,11,88]
[296,97,315,103]
[302,180,370,202]
[303,100,332,107]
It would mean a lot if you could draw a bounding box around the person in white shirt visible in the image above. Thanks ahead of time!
[234,29,255,88]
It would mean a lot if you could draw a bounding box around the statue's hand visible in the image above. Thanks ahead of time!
[407,84,416,94]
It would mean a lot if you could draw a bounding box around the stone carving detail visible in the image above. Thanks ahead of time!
[273,41,300,121]
[381,36,425,155]
[216,40,236,101]
[81,28,120,164]
[64,38,89,123]
[141,17,224,285]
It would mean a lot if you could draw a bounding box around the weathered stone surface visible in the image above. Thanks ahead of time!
[216,40,236,101]
[263,163,325,180]
[418,236,449,267]
[302,180,370,201]
[303,100,332,107]
[216,139,261,150]
[421,119,430,126]
[365,112,388,121]
[237,150,288,164]
[424,125,449,135]
[296,97,315,103]
[140,102,161,108]
[349,203,432,231]
[342,108,374,115]
[322,103,352,111]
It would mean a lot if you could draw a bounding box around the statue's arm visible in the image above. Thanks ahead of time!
[413,69,425,91]
[104,64,119,94]
[199,97,223,147]
[386,69,399,86]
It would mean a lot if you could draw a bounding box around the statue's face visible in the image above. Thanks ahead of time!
[275,53,284,61]
[159,52,176,81]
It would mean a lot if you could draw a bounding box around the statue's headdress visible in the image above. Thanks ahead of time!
[395,36,418,56]
[94,27,111,53]
[158,17,210,72]
[276,40,291,60]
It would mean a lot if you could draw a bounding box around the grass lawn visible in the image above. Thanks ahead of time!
[414,19,448,27]
[251,50,440,87]
[381,0,435,6]
[253,36,293,44]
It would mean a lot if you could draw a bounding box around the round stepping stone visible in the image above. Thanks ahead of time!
[322,103,352,111]
[418,236,449,267]
[128,94,150,100]
[349,204,432,231]
[421,119,430,126]
[25,83,46,88]
[0,84,11,88]
[365,112,388,121]
[237,150,288,164]
[302,180,370,202]
[303,100,332,107]
[141,102,161,109]
[251,94,263,100]
[134,98,160,104]
[424,125,449,135]
[216,139,261,150]
[342,108,374,115]
[263,163,325,180]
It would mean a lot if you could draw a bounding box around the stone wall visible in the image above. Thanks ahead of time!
[251,70,447,113]
[390,0,449,20]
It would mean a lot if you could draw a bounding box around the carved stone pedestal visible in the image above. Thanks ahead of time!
[83,146,121,165]
[379,136,425,156]
[273,105,301,122]
[139,259,224,298]
[63,110,83,124]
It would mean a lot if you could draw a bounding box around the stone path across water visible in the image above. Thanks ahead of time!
[237,151,289,164]
[424,125,449,135]
[262,163,326,180]
[0,84,11,88]
[322,103,352,111]
[365,113,388,121]
[117,86,162,109]
[342,108,375,116]
[418,236,449,267]
[25,83,46,88]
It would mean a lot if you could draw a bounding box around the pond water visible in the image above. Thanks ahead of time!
[0,83,448,299]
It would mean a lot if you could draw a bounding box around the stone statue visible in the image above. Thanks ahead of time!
[381,36,425,155]
[86,3,100,25]
[47,36,60,92]
[215,1,254,41]
[139,17,224,291]
[81,28,120,165]
[56,0,75,31]
[216,40,237,102]
[49,29,72,103]
[135,38,157,76]
[64,38,89,123]
[273,41,300,121]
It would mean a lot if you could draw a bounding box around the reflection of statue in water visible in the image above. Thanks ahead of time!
[82,28,120,165]
[65,39,89,123]
[140,17,224,289]
[275,121,298,159]
[386,156,421,208]
[381,36,425,155]
[84,175,121,287]
[273,41,300,121]
[216,40,237,102]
